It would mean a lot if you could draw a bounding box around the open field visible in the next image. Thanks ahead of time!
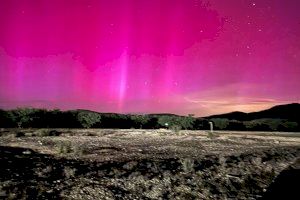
[0,129,300,199]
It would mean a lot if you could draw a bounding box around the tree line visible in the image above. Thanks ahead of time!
[0,108,299,132]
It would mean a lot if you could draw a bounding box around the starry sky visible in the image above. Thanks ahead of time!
[0,0,299,116]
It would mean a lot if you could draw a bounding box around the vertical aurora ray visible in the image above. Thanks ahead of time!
[117,52,129,111]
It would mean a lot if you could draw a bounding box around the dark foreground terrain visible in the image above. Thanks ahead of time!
[0,129,299,199]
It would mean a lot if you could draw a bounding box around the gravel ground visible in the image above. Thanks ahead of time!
[0,129,299,199]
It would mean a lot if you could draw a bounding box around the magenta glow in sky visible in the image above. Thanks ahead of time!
[0,0,299,116]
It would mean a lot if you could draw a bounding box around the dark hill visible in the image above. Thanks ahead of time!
[206,111,249,121]
[206,103,300,121]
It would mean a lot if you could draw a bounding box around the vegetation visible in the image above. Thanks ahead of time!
[39,129,62,137]
[130,115,150,129]
[0,104,299,131]
[210,118,230,130]
[10,108,37,128]
[157,114,195,132]
[57,141,73,154]
[76,111,101,128]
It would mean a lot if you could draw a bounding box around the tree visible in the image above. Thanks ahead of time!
[130,115,150,129]
[244,120,272,131]
[278,121,298,132]
[157,115,195,132]
[193,118,210,130]
[11,108,36,128]
[211,118,229,130]
[77,112,101,128]
[180,114,196,130]
[158,116,173,128]
[0,109,14,127]
[227,120,246,131]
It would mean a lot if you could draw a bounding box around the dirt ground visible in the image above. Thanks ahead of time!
[0,129,299,199]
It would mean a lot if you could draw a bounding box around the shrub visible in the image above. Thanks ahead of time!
[39,129,62,137]
[57,141,73,154]
[63,167,76,178]
[278,121,298,132]
[77,112,101,128]
[227,120,246,131]
[180,158,194,173]
[170,125,182,133]
[211,118,229,130]
[158,115,195,132]
[73,144,90,156]
[244,119,273,131]
[10,108,36,128]
[178,114,196,130]
[130,115,150,129]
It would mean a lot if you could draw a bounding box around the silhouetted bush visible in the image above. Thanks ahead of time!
[211,118,229,130]
[157,115,195,131]
[227,120,246,131]
[77,111,101,128]
[278,121,298,132]
[0,107,299,131]
[130,115,150,129]
[194,118,210,130]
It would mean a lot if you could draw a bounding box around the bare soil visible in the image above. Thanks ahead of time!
[0,129,299,199]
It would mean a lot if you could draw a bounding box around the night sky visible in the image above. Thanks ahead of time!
[0,0,299,116]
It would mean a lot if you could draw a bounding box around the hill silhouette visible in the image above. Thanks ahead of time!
[206,103,300,121]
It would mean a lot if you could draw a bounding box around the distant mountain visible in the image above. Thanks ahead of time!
[206,103,300,121]
[147,113,181,117]
[206,111,249,121]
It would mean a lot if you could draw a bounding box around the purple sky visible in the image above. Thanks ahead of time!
[0,0,299,116]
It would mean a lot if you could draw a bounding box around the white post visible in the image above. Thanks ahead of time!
[209,122,213,133]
